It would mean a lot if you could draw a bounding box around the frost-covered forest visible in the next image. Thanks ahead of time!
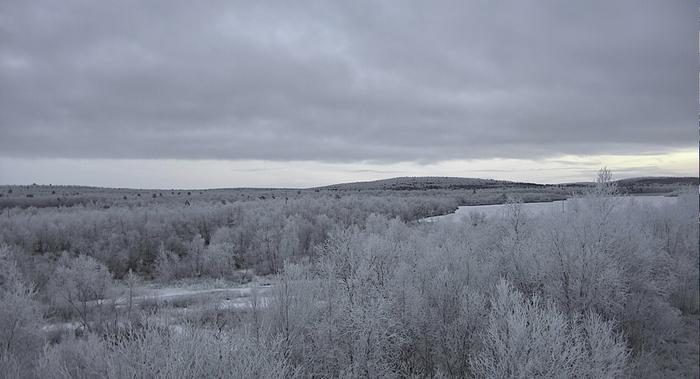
[0,172,697,378]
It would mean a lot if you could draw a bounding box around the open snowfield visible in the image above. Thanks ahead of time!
[422,195,678,223]
[41,280,275,334]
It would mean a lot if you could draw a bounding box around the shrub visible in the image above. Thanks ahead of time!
[36,325,294,378]
[0,245,43,372]
[472,280,629,378]
[46,253,114,330]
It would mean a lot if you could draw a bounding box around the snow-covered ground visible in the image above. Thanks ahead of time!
[114,283,273,306]
[42,282,275,334]
[422,195,677,223]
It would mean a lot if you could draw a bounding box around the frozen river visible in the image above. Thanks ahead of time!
[422,195,677,223]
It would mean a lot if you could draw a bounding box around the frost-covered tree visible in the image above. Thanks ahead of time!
[47,253,114,331]
[472,280,629,378]
[36,325,295,378]
[0,245,43,373]
[279,216,301,260]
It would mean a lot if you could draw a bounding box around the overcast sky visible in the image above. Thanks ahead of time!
[0,0,696,188]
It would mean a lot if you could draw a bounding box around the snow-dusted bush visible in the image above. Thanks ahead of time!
[472,280,629,378]
[201,242,238,279]
[0,244,43,372]
[47,253,114,329]
[662,188,699,314]
[275,229,407,378]
[154,246,178,281]
[36,325,294,379]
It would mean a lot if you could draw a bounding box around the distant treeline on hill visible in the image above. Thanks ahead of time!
[0,176,695,210]
[316,175,698,192]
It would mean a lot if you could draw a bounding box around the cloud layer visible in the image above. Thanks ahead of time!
[0,1,696,163]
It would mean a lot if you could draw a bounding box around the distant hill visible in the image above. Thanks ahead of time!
[1,176,695,210]
[614,176,698,186]
[317,175,699,193]
[612,176,698,194]
[316,176,545,191]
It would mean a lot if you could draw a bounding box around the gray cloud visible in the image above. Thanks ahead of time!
[0,0,695,163]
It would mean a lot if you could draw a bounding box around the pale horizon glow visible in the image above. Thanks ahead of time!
[1,148,696,189]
